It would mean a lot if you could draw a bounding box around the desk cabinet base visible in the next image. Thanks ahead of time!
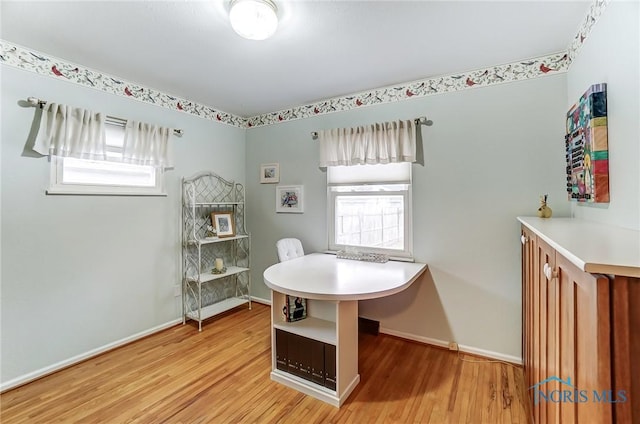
[270,291,359,407]
[270,370,360,408]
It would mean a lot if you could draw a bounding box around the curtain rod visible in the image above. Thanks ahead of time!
[310,116,431,140]
[26,97,183,136]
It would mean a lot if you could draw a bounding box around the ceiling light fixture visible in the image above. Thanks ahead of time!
[229,0,278,41]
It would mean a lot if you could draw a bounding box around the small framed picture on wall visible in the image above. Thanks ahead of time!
[260,163,280,184]
[276,185,303,213]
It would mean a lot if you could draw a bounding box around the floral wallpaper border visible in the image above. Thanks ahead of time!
[568,0,609,62]
[247,51,570,127]
[248,0,610,128]
[0,41,248,128]
[0,0,608,129]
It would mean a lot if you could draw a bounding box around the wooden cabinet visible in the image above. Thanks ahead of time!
[610,276,640,423]
[520,218,639,424]
[538,236,557,424]
[556,253,612,423]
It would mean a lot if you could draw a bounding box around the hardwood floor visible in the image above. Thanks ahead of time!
[1,304,530,423]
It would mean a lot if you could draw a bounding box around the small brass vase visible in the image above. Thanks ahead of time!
[537,195,552,218]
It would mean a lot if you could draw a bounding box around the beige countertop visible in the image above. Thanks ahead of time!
[518,217,640,278]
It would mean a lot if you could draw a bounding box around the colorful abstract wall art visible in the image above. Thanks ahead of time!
[565,83,609,203]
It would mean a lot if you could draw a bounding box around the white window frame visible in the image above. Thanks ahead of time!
[46,122,167,196]
[327,164,413,260]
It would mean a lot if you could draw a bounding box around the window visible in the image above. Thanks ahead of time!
[327,163,412,259]
[47,122,165,195]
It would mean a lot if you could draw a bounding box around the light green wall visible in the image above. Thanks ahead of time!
[567,1,640,230]
[246,75,570,360]
[0,66,246,385]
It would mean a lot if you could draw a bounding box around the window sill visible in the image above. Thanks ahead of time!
[46,188,167,197]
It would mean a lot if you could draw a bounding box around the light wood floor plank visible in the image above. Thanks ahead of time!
[1,304,529,423]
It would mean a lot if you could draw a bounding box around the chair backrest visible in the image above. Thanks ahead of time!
[276,238,305,262]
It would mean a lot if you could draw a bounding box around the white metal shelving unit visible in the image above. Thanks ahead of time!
[182,171,251,331]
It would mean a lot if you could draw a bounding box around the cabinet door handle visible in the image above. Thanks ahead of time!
[521,235,528,245]
[543,264,556,281]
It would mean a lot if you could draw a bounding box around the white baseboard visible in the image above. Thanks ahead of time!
[251,296,271,306]
[0,318,182,393]
[2,307,521,393]
[379,327,523,366]
[2,299,272,392]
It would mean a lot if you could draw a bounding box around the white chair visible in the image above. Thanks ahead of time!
[276,238,305,262]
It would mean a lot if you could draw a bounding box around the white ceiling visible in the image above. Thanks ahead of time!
[1,1,591,118]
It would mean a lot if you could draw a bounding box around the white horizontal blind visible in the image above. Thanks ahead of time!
[104,123,125,160]
[61,158,156,187]
[327,162,411,185]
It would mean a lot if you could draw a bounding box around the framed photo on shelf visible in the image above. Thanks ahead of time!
[276,185,303,213]
[283,295,307,322]
[211,212,235,238]
[260,163,280,184]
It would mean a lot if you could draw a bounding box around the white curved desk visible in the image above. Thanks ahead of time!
[264,253,427,301]
[264,253,427,407]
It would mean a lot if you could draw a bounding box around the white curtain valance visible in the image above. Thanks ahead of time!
[33,103,107,160]
[318,119,416,167]
[123,121,173,168]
